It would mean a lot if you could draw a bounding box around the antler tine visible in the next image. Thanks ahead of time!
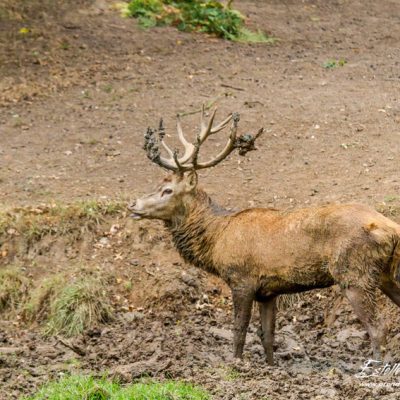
[160,141,175,158]
[172,149,184,174]
[194,112,241,170]
[199,106,233,144]
[173,107,234,166]
[199,106,217,142]
[209,113,233,135]
[144,109,262,173]
[144,118,196,172]
[191,135,202,169]
[144,125,180,172]
[200,103,208,134]
[158,119,174,158]
[176,115,195,163]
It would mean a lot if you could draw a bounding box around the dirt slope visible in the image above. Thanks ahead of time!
[1,0,400,399]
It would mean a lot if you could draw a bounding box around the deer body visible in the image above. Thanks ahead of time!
[168,189,400,295]
[130,108,400,365]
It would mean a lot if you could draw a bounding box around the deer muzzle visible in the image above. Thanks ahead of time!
[128,200,144,220]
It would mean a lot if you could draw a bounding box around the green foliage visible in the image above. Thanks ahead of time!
[127,0,271,42]
[175,1,243,40]
[26,375,210,400]
[128,0,163,27]
[323,59,347,69]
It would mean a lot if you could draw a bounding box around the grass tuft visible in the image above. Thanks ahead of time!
[1,269,115,337]
[23,275,65,323]
[234,27,275,43]
[0,267,29,312]
[0,200,124,244]
[25,375,210,400]
[45,277,114,337]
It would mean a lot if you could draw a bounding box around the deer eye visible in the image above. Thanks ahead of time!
[161,188,173,197]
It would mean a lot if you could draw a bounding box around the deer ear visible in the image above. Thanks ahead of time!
[185,170,198,192]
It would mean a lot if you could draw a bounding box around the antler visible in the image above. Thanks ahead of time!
[143,107,264,172]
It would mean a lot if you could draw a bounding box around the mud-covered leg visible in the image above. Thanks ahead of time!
[231,288,254,359]
[258,297,277,365]
[380,279,400,308]
[343,285,384,360]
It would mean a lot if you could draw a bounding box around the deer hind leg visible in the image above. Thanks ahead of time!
[380,278,400,308]
[258,297,277,365]
[231,288,254,359]
[342,285,385,360]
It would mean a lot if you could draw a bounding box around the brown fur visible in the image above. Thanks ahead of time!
[130,175,400,364]
[168,190,400,295]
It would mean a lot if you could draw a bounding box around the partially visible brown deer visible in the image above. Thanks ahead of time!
[129,108,400,365]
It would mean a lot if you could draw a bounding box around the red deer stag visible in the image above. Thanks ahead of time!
[129,108,400,365]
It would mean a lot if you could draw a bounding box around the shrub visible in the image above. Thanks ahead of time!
[127,0,271,42]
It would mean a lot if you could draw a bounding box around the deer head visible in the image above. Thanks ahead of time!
[129,106,263,221]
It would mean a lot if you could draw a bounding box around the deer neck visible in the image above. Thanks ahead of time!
[166,189,230,275]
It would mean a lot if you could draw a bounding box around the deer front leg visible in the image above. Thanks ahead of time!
[258,297,277,365]
[231,288,254,359]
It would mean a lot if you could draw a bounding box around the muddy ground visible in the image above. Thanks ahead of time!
[1,0,400,398]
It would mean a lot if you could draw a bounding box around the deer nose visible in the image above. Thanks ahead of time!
[128,201,136,210]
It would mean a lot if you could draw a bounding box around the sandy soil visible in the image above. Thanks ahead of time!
[1,0,400,398]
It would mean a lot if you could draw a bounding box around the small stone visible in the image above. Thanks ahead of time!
[210,327,233,341]
[181,272,198,288]
[123,312,145,323]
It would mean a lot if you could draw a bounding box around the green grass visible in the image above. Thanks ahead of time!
[26,375,210,400]
[45,276,114,337]
[126,0,272,42]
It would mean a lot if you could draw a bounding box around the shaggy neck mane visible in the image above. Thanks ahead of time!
[165,189,230,275]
